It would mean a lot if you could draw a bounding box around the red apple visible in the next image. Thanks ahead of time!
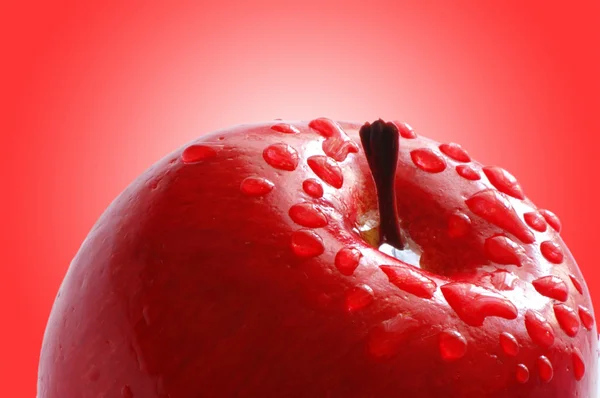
[38,118,597,397]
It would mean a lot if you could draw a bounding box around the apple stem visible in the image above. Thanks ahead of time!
[359,119,405,250]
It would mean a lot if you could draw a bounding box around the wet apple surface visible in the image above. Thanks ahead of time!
[38,118,597,397]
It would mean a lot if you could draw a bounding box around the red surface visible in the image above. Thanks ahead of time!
[1,0,599,396]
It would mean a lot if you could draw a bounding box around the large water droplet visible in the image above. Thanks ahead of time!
[366,314,420,360]
[447,211,471,238]
[525,310,555,348]
[439,329,467,361]
[410,148,447,173]
[523,211,547,232]
[309,117,339,137]
[240,176,275,197]
[539,209,562,232]
[537,355,553,383]
[439,143,471,162]
[307,155,343,188]
[289,203,328,228]
[290,230,324,258]
[322,136,359,162]
[465,189,535,244]
[302,179,324,198]
[335,246,362,276]
[182,144,218,163]
[578,305,595,330]
[456,164,481,180]
[393,121,416,139]
[271,123,300,134]
[569,274,584,295]
[516,364,530,384]
[484,235,527,266]
[572,348,585,381]
[532,275,568,302]
[345,284,374,312]
[122,385,134,398]
[482,166,525,199]
[499,332,519,356]
[263,143,299,171]
[379,264,437,299]
[553,304,580,337]
[540,241,564,264]
[440,282,518,326]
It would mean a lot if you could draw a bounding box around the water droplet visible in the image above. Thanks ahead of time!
[484,235,527,266]
[309,117,339,137]
[307,155,344,188]
[569,274,584,294]
[488,269,518,291]
[290,230,324,258]
[289,203,328,228]
[553,304,580,337]
[122,385,134,398]
[410,148,447,173]
[525,310,555,348]
[516,364,530,383]
[578,305,595,330]
[456,164,481,180]
[366,314,420,360]
[345,284,374,312]
[465,189,535,244]
[482,166,525,199]
[393,121,416,139]
[271,123,300,134]
[240,177,274,196]
[440,282,518,326]
[335,246,362,276]
[182,144,218,163]
[439,143,471,162]
[380,264,437,299]
[540,209,562,232]
[263,143,299,171]
[532,275,568,302]
[447,211,471,238]
[322,136,359,162]
[499,332,519,356]
[302,179,324,198]
[572,348,585,381]
[540,241,564,264]
[439,329,467,361]
[524,211,547,232]
[537,355,553,383]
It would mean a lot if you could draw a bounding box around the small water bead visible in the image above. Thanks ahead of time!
[488,269,517,291]
[484,235,527,266]
[181,144,218,163]
[379,264,437,299]
[393,121,417,139]
[456,164,481,180]
[440,282,518,327]
[532,275,568,302]
[516,364,530,384]
[578,305,595,330]
[439,329,467,361]
[335,246,362,276]
[289,203,328,228]
[366,314,420,360]
[537,356,553,383]
[569,274,584,294]
[539,209,562,232]
[447,211,471,238]
[410,148,447,173]
[271,123,300,134]
[345,284,374,312]
[553,304,580,337]
[240,177,274,196]
[465,190,535,244]
[122,386,134,398]
[302,179,324,198]
[322,136,359,162]
[499,332,519,356]
[263,143,299,171]
[572,348,585,381]
[540,241,564,264]
[482,166,525,200]
[525,310,555,348]
[307,155,344,188]
[439,143,471,162]
[290,230,324,258]
[524,211,547,232]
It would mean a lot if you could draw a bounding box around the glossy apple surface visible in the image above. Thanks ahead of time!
[38,119,597,397]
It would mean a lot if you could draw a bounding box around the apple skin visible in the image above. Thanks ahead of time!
[38,119,597,397]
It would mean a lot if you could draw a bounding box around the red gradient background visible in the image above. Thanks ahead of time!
[2,0,599,396]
